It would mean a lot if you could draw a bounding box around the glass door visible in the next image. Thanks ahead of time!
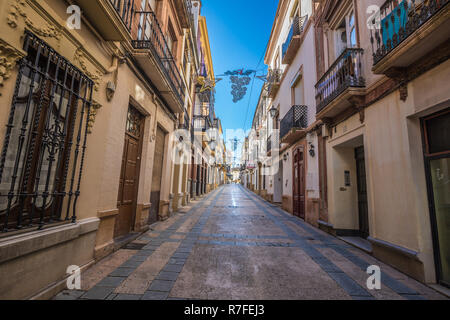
[423,108,450,287]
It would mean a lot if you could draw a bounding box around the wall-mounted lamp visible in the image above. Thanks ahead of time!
[308,142,315,157]
[269,106,278,118]
[283,152,288,161]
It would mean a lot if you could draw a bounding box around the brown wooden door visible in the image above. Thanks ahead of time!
[149,126,166,224]
[293,146,305,219]
[115,106,144,238]
[355,146,369,238]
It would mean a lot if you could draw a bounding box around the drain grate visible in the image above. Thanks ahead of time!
[123,242,146,250]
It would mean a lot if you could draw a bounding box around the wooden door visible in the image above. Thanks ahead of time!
[149,126,166,224]
[115,106,144,238]
[293,146,305,219]
[355,146,369,238]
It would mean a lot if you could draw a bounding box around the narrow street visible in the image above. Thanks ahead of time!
[55,185,446,300]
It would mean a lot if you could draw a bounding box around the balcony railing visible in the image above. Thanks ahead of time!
[267,69,282,98]
[282,15,308,63]
[371,0,449,65]
[109,0,135,31]
[193,115,211,131]
[315,48,365,113]
[132,10,186,105]
[280,105,308,140]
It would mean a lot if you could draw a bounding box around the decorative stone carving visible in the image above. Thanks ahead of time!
[7,0,61,40]
[385,67,408,102]
[87,101,102,134]
[74,48,103,92]
[348,96,366,124]
[0,39,25,95]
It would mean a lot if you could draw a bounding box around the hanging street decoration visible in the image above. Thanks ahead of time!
[230,76,251,103]
[216,68,267,103]
[197,75,222,93]
[196,68,268,103]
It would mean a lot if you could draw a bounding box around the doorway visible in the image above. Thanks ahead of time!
[115,105,144,238]
[355,146,369,238]
[293,146,305,219]
[149,125,166,224]
[422,108,450,287]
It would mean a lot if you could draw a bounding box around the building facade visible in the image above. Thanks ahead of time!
[0,0,225,299]
[241,0,450,287]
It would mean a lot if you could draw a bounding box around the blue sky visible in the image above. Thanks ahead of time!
[201,0,278,159]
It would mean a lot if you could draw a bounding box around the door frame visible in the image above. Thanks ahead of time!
[354,145,369,239]
[115,104,145,237]
[421,108,450,288]
[292,143,306,219]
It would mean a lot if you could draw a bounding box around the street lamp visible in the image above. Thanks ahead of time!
[269,106,277,118]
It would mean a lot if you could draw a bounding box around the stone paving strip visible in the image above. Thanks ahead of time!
[53,185,448,300]
[238,185,430,300]
[75,190,220,300]
[141,188,225,300]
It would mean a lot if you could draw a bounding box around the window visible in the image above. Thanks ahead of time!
[0,32,93,232]
[137,0,153,41]
[290,1,300,20]
[166,22,178,58]
[291,74,304,105]
[274,51,280,70]
[335,10,357,57]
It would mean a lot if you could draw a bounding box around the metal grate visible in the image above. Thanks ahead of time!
[370,0,449,65]
[315,48,365,113]
[0,31,94,233]
[282,15,308,59]
[280,105,308,139]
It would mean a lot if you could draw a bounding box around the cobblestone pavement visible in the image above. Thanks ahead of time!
[54,184,448,300]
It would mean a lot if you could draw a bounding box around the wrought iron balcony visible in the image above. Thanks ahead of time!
[315,48,365,114]
[131,10,186,111]
[371,0,449,69]
[75,0,135,40]
[280,105,308,144]
[267,69,282,99]
[110,0,134,30]
[193,115,211,132]
[174,0,193,28]
[282,15,308,64]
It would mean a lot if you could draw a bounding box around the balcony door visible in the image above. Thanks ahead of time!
[334,10,357,57]
[293,146,305,219]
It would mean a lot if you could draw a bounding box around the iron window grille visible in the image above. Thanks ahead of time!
[0,31,94,233]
